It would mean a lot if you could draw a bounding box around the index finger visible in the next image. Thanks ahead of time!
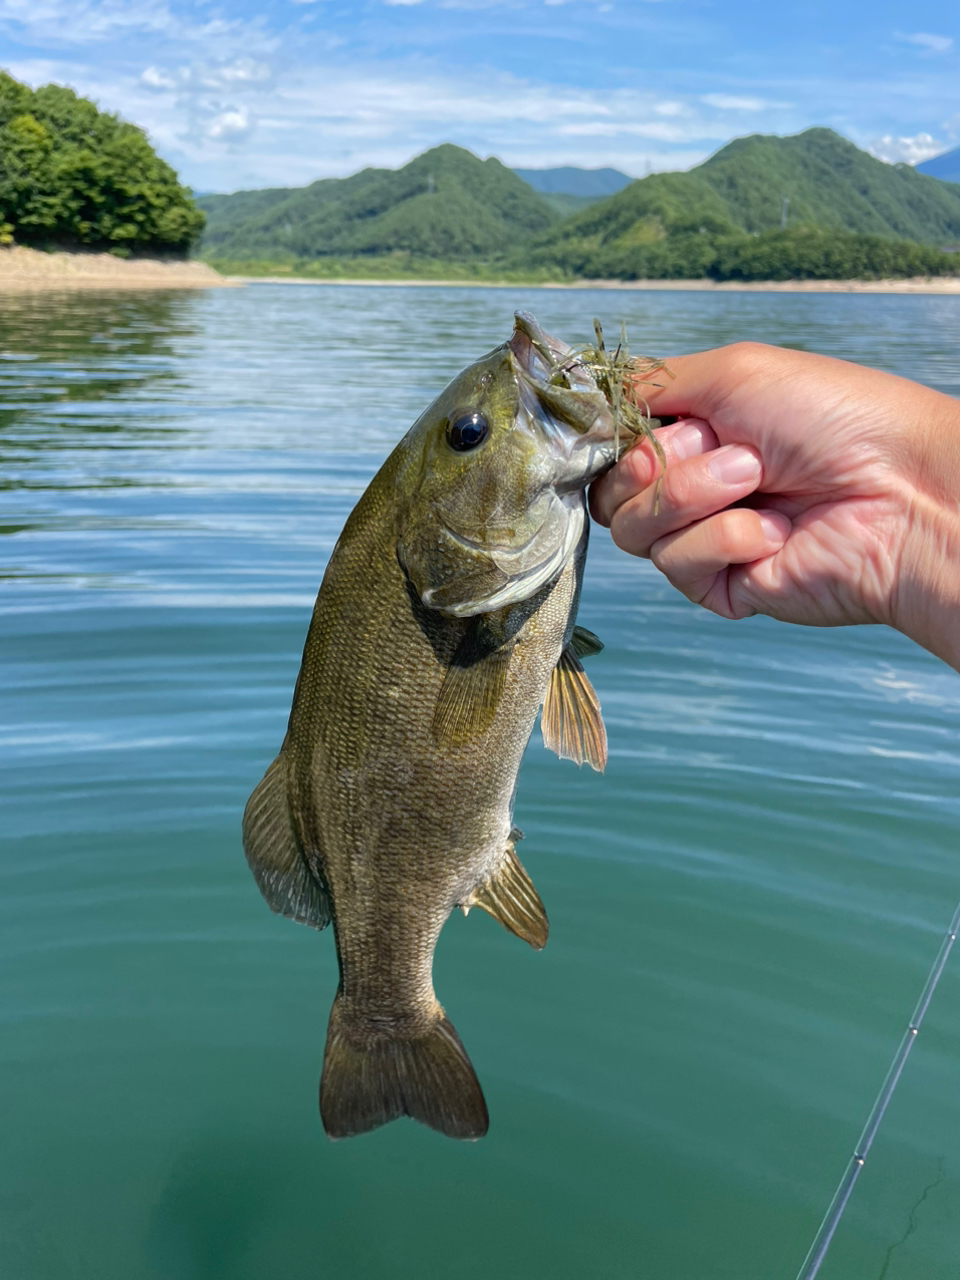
[632,344,767,425]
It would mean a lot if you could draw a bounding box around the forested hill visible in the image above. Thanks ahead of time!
[0,71,204,253]
[531,128,960,257]
[197,145,556,260]
[525,128,960,281]
[697,129,960,240]
[197,129,960,282]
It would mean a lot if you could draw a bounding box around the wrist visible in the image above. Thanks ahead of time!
[891,396,960,671]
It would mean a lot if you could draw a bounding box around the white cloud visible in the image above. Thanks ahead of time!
[895,32,954,54]
[0,0,276,55]
[206,106,253,141]
[140,58,272,93]
[869,131,944,164]
[141,65,177,90]
[701,93,776,111]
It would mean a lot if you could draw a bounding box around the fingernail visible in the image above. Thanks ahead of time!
[709,445,761,484]
[759,512,789,542]
[670,422,707,461]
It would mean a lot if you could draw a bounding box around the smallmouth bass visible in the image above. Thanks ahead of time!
[243,312,662,1141]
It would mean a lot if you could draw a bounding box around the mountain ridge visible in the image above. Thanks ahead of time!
[197,130,960,281]
[198,145,555,261]
[917,145,960,187]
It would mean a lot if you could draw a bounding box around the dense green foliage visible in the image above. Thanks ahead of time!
[711,227,955,281]
[0,70,204,253]
[536,225,954,282]
[198,145,555,261]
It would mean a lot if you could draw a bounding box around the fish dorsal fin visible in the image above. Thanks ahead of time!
[433,619,511,746]
[242,754,331,930]
[571,625,604,658]
[542,645,607,772]
[463,840,548,950]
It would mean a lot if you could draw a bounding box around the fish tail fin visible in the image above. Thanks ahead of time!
[319,996,489,1141]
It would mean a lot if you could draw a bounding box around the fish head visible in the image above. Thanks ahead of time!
[396,311,625,618]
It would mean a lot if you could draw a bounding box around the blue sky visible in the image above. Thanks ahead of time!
[0,0,957,192]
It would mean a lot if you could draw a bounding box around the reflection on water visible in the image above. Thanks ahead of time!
[2,285,960,1279]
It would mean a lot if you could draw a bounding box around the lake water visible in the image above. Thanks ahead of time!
[3,283,960,1280]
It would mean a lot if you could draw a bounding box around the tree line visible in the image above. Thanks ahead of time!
[0,71,204,254]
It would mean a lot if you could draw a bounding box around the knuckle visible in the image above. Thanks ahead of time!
[720,509,759,560]
[721,341,769,381]
[610,505,652,559]
[661,462,696,511]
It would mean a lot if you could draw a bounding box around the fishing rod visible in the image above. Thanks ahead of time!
[795,894,960,1279]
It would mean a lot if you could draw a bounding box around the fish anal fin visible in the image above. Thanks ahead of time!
[320,997,488,1141]
[465,840,548,950]
[542,645,608,772]
[571,625,604,658]
[242,754,331,931]
[433,619,511,746]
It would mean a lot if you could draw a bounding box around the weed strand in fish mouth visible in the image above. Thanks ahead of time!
[560,319,674,513]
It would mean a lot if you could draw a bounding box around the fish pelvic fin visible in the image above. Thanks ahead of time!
[242,754,331,930]
[541,644,607,773]
[571,624,604,658]
[463,839,548,950]
[320,997,489,1142]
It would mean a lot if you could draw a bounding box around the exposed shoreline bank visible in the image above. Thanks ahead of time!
[224,274,960,295]
[0,246,236,291]
[1,248,956,295]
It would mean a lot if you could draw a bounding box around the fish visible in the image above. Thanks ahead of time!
[242,311,659,1141]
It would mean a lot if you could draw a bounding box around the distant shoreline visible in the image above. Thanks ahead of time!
[225,274,960,295]
[0,246,236,291]
[1,248,956,295]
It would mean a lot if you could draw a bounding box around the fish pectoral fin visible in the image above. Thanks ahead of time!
[242,754,331,931]
[571,624,604,658]
[432,619,511,745]
[541,644,608,773]
[464,841,548,950]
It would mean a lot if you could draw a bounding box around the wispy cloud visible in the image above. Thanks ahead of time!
[0,0,958,192]
[0,0,275,54]
[701,94,784,111]
[895,31,954,54]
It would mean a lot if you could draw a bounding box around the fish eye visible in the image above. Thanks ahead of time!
[446,411,489,452]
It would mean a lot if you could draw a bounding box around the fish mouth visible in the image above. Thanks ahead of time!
[508,312,597,401]
[508,311,619,489]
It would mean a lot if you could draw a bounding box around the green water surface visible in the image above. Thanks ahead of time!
[2,285,960,1279]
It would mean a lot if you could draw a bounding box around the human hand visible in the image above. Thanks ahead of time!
[589,342,960,670]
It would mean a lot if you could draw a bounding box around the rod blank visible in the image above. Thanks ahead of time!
[795,897,960,1280]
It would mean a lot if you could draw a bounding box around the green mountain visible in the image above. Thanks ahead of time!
[917,145,960,187]
[198,144,556,261]
[514,166,632,197]
[526,128,960,280]
[515,169,634,220]
[697,129,960,239]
